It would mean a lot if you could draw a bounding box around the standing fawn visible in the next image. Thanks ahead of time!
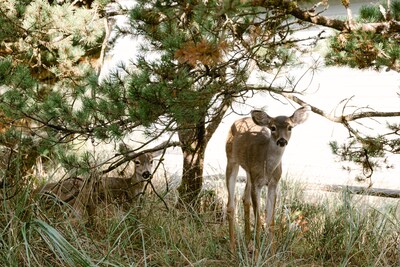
[225,106,310,254]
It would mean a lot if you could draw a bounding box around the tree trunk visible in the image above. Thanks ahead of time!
[175,99,231,207]
[177,122,207,206]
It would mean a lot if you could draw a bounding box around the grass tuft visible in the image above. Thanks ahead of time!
[1,175,399,266]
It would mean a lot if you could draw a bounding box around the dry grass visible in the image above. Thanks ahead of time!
[1,174,399,266]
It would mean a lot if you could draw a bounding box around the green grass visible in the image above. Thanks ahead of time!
[1,176,399,266]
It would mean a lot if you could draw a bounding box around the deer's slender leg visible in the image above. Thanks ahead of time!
[226,161,239,252]
[243,174,252,244]
[250,183,262,248]
[266,182,277,253]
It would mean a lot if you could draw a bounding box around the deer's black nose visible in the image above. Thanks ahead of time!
[142,171,151,179]
[277,138,288,147]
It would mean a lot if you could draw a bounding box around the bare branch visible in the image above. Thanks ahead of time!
[275,0,400,34]
[282,93,400,122]
[205,94,231,142]
[282,1,347,31]
[101,140,181,175]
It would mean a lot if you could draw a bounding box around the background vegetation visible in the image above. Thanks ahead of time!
[1,0,400,265]
[2,176,399,266]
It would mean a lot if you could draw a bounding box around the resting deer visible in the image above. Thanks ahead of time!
[225,106,310,254]
[94,152,159,206]
[36,151,160,210]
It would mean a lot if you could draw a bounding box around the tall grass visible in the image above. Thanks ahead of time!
[275,179,399,266]
[1,175,399,266]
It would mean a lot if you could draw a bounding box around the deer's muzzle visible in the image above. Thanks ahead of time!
[142,171,151,179]
[276,138,288,147]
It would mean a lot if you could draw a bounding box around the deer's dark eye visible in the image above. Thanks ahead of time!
[150,160,153,164]
[270,125,277,132]
[134,160,141,165]
[288,126,293,131]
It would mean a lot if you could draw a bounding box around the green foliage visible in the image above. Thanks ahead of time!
[0,0,106,85]
[359,6,384,22]
[326,0,400,71]
[329,121,399,175]
[326,30,400,70]
[0,59,37,91]
[359,0,400,21]
[0,1,119,190]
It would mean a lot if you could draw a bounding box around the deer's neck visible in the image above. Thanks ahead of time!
[264,141,285,174]
[132,173,145,186]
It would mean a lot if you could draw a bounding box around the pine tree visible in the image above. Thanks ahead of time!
[1,0,399,205]
[110,0,307,205]
[0,0,108,197]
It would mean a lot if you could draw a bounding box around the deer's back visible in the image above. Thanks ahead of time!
[227,117,271,162]
[35,177,83,204]
[226,117,283,182]
[97,176,143,204]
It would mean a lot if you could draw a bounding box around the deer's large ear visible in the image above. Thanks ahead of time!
[118,142,131,153]
[290,106,310,126]
[152,149,164,158]
[251,110,272,126]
